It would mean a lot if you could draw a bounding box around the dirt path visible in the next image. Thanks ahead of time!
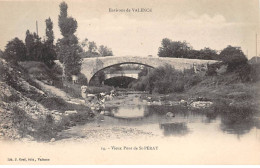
[35,80,85,105]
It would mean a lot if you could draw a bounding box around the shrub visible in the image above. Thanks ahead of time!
[130,64,187,94]
[235,63,260,82]
[206,63,219,76]
[51,63,63,75]
[12,106,32,138]
[77,73,88,85]
[219,45,248,72]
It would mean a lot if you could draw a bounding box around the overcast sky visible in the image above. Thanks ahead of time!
[0,0,259,58]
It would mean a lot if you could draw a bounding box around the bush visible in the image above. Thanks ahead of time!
[220,45,248,72]
[236,63,260,82]
[77,73,88,85]
[12,106,32,138]
[206,63,220,76]
[130,64,187,94]
[51,63,63,75]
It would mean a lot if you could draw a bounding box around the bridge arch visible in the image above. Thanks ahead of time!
[81,56,218,84]
[88,62,154,84]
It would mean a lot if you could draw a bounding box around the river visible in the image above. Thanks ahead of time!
[57,93,260,142]
[54,93,260,164]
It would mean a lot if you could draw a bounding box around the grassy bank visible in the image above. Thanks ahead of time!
[132,63,260,115]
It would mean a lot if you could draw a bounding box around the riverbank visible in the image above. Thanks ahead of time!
[133,72,260,114]
[0,59,95,142]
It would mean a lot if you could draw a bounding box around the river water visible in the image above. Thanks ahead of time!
[60,95,260,141]
[56,94,260,164]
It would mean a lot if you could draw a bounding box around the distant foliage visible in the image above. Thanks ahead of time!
[80,39,114,58]
[98,45,113,56]
[219,45,248,72]
[158,38,219,60]
[158,38,192,58]
[57,1,82,78]
[3,37,26,63]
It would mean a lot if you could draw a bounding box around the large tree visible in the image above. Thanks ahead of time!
[25,30,43,61]
[57,1,82,78]
[43,17,56,67]
[45,17,54,45]
[4,38,26,63]
[158,38,192,58]
[25,30,34,60]
[220,45,248,71]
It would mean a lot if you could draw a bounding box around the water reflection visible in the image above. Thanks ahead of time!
[111,106,149,119]
[103,102,260,138]
[159,122,190,136]
[219,111,256,136]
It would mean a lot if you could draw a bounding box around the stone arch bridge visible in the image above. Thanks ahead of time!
[81,56,218,83]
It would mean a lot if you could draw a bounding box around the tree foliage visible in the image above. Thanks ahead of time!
[57,1,82,77]
[43,18,56,68]
[23,19,56,68]
[25,31,43,61]
[220,45,248,71]
[158,38,192,58]
[79,39,114,58]
[98,45,113,56]
[3,37,26,63]
[45,17,54,45]
[158,38,219,60]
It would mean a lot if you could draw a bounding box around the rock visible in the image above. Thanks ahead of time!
[50,138,55,142]
[103,111,110,116]
[53,115,62,121]
[166,112,175,118]
[152,101,162,105]
[78,99,85,104]
[142,100,148,103]
[179,99,188,106]
[65,110,77,115]
[190,101,213,108]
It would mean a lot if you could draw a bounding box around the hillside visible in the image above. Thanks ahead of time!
[0,59,92,141]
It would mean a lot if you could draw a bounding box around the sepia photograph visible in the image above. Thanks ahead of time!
[0,0,260,165]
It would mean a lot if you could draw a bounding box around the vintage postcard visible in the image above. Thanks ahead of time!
[0,0,260,165]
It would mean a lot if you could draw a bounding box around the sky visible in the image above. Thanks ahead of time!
[0,0,259,58]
